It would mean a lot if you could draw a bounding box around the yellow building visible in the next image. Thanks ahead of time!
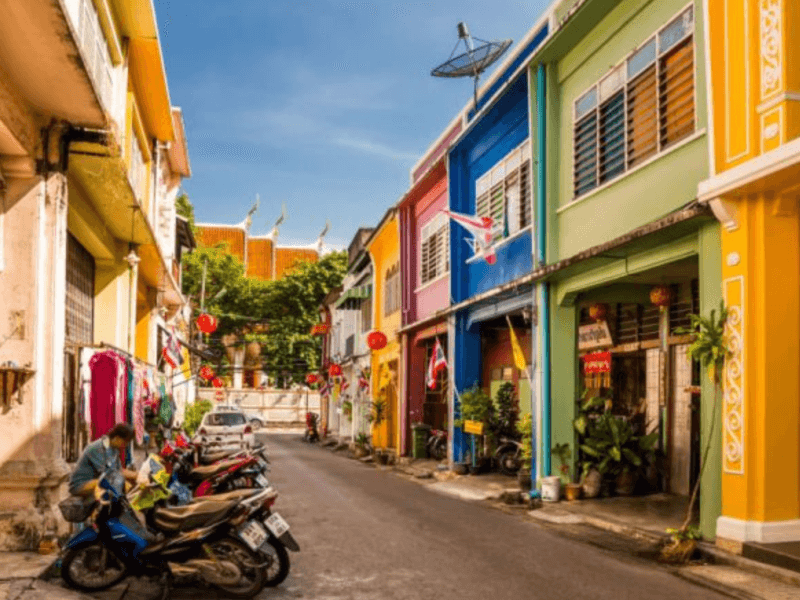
[699,0,800,551]
[0,0,190,548]
[366,208,401,453]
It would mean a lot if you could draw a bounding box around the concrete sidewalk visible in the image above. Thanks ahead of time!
[0,552,96,600]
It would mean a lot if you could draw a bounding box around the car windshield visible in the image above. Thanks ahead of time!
[206,412,246,426]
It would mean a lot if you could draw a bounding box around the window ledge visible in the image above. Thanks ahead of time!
[415,273,449,294]
[559,128,707,215]
[465,226,532,264]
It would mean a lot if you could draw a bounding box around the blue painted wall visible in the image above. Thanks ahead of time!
[452,309,482,461]
[449,73,533,305]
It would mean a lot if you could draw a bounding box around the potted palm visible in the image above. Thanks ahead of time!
[454,385,493,475]
[516,413,533,492]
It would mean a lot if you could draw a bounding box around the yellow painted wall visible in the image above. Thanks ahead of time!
[705,0,800,535]
[367,212,401,450]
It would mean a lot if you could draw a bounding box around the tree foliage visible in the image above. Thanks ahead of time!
[179,197,348,388]
[176,192,196,233]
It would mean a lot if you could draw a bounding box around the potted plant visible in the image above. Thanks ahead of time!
[353,433,370,458]
[553,443,581,501]
[455,385,494,473]
[516,413,533,492]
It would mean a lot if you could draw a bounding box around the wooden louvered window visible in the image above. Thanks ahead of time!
[420,213,449,286]
[572,5,694,198]
[65,234,95,345]
[475,139,532,244]
[384,264,400,316]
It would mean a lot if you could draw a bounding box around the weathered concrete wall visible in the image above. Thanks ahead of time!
[198,389,321,426]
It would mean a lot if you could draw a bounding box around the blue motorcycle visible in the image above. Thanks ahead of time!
[59,469,275,599]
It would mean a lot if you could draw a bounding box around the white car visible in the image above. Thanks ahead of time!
[195,410,255,451]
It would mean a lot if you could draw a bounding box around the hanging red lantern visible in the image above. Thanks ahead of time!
[306,373,319,385]
[211,377,224,388]
[588,303,608,322]
[311,323,331,335]
[650,285,671,309]
[366,331,388,351]
[197,313,218,334]
[199,365,215,381]
[328,363,342,377]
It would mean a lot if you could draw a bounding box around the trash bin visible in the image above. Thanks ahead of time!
[412,424,431,459]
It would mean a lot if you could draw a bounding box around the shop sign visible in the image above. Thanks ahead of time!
[463,420,484,435]
[582,351,611,373]
[578,321,613,351]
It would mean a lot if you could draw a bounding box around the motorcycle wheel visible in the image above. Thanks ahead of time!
[261,537,290,587]
[496,447,522,476]
[207,536,266,598]
[61,541,128,592]
[430,438,447,461]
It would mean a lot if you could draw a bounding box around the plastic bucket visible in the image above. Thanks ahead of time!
[541,476,561,502]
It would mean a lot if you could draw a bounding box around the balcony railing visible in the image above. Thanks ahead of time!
[78,0,114,112]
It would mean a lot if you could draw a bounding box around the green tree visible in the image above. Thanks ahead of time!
[175,192,196,233]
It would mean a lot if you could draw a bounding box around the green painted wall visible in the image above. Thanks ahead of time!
[698,222,722,540]
[549,293,577,479]
[550,0,709,260]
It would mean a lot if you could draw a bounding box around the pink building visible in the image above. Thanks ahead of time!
[398,120,462,455]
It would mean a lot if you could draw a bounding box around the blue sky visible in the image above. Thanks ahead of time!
[156,0,551,249]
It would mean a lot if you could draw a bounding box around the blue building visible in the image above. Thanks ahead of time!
[447,18,551,467]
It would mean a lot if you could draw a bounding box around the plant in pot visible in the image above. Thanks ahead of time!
[573,393,607,498]
[353,433,370,459]
[661,302,729,564]
[515,412,533,492]
[576,399,658,497]
[552,443,581,501]
[454,385,493,475]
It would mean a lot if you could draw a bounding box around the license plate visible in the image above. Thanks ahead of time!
[264,512,290,538]
[239,520,268,550]
[255,474,269,487]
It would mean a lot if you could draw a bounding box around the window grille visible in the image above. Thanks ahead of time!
[130,137,146,201]
[384,264,400,316]
[360,298,371,332]
[420,213,449,286]
[475,140,532,243]
[65,234,95,345]
[572,5,695,198]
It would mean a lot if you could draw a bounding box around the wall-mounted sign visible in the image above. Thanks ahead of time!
[463,420,484,435]
[578,321,613,351]
[582,351,611,373]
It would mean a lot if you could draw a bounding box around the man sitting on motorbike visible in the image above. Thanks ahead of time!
[69,423,139,498]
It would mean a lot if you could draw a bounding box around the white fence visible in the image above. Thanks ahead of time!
[198,388,320,427]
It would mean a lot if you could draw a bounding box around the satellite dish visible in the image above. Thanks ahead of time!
[431,22,512,111]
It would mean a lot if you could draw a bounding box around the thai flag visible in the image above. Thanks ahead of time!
[440,209,497,265]
[358,376,370,391]
[162,328,184,369]
[426,338,448,389]
[320,380,333,397]
[340,377,350,392]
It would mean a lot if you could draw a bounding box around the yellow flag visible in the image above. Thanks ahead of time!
[507,316,527,372]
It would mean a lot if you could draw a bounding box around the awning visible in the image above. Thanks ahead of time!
[334,284,372,309]
[467,286,534,329]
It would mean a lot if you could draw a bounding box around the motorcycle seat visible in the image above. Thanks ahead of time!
[153,500,237,532]
[189,489,257,504]
[199,449,240,465]
[190,458,242,480]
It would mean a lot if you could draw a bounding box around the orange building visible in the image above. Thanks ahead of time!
[195,221,322,281]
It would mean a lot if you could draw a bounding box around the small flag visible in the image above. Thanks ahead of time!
[162,328,184,369]
[507,317,527,373]
[320,379,333,397]
[426,338,448,389]
[358,375,370,391]
[441,209,497,265]
[340,377,350,392]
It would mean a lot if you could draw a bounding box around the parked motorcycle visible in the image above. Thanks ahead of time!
[59,470,268,599]
[426,429,448,461]
[303,412,319,443]
[164,443,271,497]
[494,437,523,476]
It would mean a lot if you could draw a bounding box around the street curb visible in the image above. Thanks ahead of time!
[697,543,800,588]
[672,569,758,600]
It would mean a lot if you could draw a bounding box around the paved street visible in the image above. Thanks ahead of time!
[250,433,728,600]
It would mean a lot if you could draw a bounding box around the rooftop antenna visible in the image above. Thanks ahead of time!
[431,22,512,113]
[316,220,331,254]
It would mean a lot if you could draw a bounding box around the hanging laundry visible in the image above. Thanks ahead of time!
[88,351,125,440]
[133,368,146,446]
